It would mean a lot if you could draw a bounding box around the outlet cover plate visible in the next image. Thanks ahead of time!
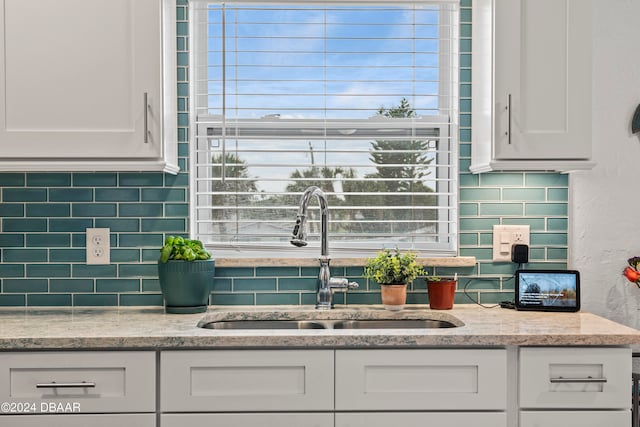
[492,225,530,262]
[86,228,110,265]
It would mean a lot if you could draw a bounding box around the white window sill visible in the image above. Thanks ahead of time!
[215,257,476,268]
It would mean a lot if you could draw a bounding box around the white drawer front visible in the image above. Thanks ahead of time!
[335,349,507,410]
[519,347,630,409]
[336,412,507,427]
[162,413,334,427]
[161,350,334,412]
[0,414,155,427]
[0,351,155,413]
[520,410,630,427]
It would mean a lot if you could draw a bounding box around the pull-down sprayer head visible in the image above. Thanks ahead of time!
[290,215,308,247]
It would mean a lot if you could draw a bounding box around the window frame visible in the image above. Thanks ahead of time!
[189,0,460,258]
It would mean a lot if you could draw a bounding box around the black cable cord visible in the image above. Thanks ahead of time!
[462,263,523,309]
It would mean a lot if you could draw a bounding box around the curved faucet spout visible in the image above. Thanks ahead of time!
[290,186,329,257]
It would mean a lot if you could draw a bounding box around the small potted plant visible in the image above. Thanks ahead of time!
[426,275,457,310]
[157,236,215,313]
[364,248,426,311]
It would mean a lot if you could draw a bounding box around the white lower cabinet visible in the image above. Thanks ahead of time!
[161,349,334,412]
[0,414,155,427]
[5,346,626,426]
[520,411,630,427]
[160,349,508,427]
[335,349,507,411]
[336,413,506,427]
[0,351,155,415]
[162,413,333,427]
[519,347,631,427]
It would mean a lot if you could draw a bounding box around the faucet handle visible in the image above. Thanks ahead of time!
[328,278,359,292]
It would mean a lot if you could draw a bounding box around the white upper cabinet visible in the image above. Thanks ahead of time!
[471,0,594,173]
[0,0,178,173]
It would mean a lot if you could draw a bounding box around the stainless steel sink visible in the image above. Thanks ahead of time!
[200,320,327,330]
[199,318,459,330]
[331,319,457,329]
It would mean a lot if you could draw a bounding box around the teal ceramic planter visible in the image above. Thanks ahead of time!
[157,259,215,314]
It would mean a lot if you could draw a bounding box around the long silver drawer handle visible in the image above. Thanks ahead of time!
[505,93,512,144]
[144,92,150,144]
[550,376,607,384]
[36,381,96,389]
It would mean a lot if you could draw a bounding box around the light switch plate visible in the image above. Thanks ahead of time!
[492,225,530,262]
[86,228,110,265]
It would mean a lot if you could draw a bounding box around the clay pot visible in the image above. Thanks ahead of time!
[380,284,407,311]
[427,280,456,310]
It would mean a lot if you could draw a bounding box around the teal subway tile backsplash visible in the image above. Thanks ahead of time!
[3,188,47,202]
[0,173,25,186]
[27,294,72,307]
[73,294,118,306]
[26,173,71,187]
[3,279,48,293]
[3,249,48,262]
[27,204,70,217]
[502,188,547,201]
[95,189,140,202]
[0,204,23,216]
[0,2,567,307]
[73,173,118,187]
[26,234,70,247]
[51,279,94,293]
[49,188,93,202]
[4,219,47,232]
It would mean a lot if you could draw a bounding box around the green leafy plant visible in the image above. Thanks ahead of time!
[159,236,212,263]
[364,248,426,285]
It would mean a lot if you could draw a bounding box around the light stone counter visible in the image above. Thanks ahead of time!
[0,304,638,350]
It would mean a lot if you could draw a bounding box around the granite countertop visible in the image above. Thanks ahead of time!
[0,304,639,350]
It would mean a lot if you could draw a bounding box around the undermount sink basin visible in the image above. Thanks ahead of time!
[201,320,327,330]
[331,319,457,329]
[199,318,459,330]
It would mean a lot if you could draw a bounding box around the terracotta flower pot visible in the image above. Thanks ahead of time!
[380,284,407,311]
[427,280,456,310]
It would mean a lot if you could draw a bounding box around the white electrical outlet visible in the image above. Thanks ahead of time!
[492,225,530,262]
[86,228,110,265]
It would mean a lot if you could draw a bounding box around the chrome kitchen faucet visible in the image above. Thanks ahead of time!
[290,186,358,309]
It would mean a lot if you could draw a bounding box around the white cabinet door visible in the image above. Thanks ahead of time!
[161,350,334,412]
[493,0,591,161]
[336,413,507,427]
[0,414,155,427]
[519,347,631,410]
[520,410,630,427]
[0,0,177,173]
[471,0,592,172]
[162,413,334,427]
[335,349,507,411]
[0,351,156,413]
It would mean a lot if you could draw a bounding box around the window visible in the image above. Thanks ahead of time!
[190,0,459,257]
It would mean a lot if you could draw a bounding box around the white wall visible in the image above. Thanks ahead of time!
[571,0,640,327]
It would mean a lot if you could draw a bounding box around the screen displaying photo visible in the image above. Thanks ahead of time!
[517,271,579,310]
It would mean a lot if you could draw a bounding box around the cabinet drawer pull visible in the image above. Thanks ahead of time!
[505,93,512,144]
[144,92,150,144]
[36,381,96,389]
[549,376,607,384]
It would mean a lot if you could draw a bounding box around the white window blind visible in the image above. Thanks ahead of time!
[190,0,459,257]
